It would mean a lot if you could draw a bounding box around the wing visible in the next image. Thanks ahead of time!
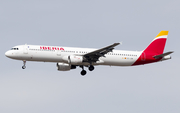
[83,43,120,62]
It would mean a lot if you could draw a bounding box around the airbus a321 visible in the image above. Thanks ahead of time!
[5,31,173,76]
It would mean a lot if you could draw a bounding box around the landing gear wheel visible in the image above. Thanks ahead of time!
[81,70,87,76]
[22,66,26,69]
[22,60,26,69]
[89,65,94,71]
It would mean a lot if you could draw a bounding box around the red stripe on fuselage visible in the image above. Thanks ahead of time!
[132,38,166,66]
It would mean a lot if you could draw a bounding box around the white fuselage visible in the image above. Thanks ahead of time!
[5,45,142,66]
[4,31,172,75]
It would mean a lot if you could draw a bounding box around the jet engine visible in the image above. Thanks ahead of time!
[57,63,76,71]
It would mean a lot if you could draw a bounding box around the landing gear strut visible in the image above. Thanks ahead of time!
[80,66,87,76]
[22,60,26,69]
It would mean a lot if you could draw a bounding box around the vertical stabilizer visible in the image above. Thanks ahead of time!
[132,31,168,65]
[144,31,168,54]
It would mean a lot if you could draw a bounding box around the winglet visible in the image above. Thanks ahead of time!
[113,43,120,46]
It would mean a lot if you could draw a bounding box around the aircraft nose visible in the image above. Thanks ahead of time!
[5,51,11,57]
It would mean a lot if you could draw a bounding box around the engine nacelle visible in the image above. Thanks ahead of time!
[57,63,71,71]
[56,63,76,71]
[62,55,83,64]
[70,55,83,64]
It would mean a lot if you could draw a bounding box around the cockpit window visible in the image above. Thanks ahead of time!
[11,48,19,50]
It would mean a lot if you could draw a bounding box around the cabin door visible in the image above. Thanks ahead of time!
[141,52,146,61]
[23,44,28,54]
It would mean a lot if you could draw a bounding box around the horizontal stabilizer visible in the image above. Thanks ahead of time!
[153,51,174,59]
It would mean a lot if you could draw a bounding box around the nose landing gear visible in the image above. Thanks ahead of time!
[22,60,26,69]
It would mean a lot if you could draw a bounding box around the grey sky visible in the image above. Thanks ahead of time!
[0,0,179,113]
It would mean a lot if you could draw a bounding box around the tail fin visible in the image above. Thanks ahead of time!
[132,31,169,66]
[144,31,168,54]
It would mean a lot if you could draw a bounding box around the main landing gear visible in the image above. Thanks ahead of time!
[80,66,86,76]
[81,70,87,76]
[80,65,95,76]
[89,65,94,71]
[22,60,26,69]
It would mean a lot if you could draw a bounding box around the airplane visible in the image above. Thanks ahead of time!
[5,31,173,76]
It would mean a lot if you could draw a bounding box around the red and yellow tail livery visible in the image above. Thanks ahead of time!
[133,31,173,65]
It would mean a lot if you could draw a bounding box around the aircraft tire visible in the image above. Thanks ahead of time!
[89,65,94,71]
[81,70,86,76]
[22,66,26,69]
